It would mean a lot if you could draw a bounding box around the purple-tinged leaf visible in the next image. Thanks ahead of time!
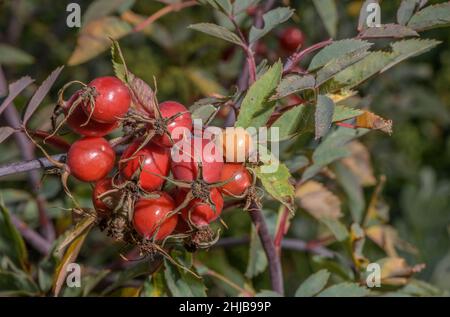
[0,126,16,144]
[23,66,64,125]
[0,76,34,116]
[128,73,155,114]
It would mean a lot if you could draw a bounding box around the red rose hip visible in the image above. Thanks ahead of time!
[92,177,118,217]
[171,137,223,184]
[175,188,224,227]
[82,76,131,124]
[65,91,118,137]
[119,140,170,192]
[67,137,115,182]
[133,192,178,240]
[220,163,252,196]
[153,101,193,147]
[279,27,305,52]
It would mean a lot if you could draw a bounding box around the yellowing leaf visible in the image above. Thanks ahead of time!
[355,111,393,134]
[378,257,426,286]
[341,141,376,186]
[68,17,132,66]
[296,181,342,220]
[327,90,357,103]
[366,225,418,257]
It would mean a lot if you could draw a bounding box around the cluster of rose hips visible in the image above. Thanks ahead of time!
[55,76,256,254]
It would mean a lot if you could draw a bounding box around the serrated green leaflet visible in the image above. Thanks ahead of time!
[236,60,282,128]
[408,3,450,31]
[309,39,372,71]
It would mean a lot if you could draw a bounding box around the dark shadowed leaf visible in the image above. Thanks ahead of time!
[81,269,111,296]
[272,74,315,100]
[0,271,40,296]
[54,216,96,257]
[68,17,132,66]
[295,269,330,297]
[0,126,15,144]
[23,66,64,125]
[0,44,34,65]
[407,2,450,31]
[236,61,282,128]
[189,23,243,46]
[0,76,34,116]
[0,204,29,271]
[313,0,338,37]
[164,259,206,297]
[102,259,160,295]
[249,7,294,43]
[245,225,268,278]
[315,95,335,139]
[317,282,369,297]
[308,39,372,71]
[359,24,419,39]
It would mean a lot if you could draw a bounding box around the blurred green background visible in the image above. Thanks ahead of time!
[0,0,449,296]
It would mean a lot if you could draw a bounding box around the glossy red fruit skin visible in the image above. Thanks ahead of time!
[153,101,193,147]
[65,92,118,137]
[279,27,305,52]
[82,76,131,124]
[175,188,224,227]
[220,163,252,196]
[171,137,223,184]
[92,177,117,217]
[68,137,115,182]
[119,141,170,192]
[133,192,178,241]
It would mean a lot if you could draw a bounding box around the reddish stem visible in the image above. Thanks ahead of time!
[26,129,71,151]
[133,1,198,32]
[283,38,333,74]
[274,207,290,256]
